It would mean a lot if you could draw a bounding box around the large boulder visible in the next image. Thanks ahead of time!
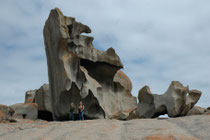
[136,81,202,118]
[25,84,53,121]
[43,8,137,120]
[10,103,38,120]
[35,84,52,113]
[0,104,15,123]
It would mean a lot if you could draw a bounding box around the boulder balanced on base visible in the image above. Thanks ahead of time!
[43,8,137,120]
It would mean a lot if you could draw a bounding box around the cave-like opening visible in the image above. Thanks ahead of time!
[38,111,53,121]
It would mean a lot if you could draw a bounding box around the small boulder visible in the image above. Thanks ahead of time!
[10,103,38,120]
[25,89,37,103]
[0,104,14,117]
[0,104,15,123]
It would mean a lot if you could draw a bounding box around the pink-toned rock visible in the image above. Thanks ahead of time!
[142,134,199,140]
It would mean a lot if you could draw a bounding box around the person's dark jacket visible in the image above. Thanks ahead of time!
[70,106,75,113]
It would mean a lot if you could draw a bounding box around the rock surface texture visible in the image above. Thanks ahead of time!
[0,104,15,123]
[136,81,202,118]
[43,8,137,120]
[10,103,38,120]
[25,84,53,121]
[34,84,52,113]
[0,115,209,140]
[187,106,210,116]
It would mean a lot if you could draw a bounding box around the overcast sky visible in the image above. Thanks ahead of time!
[0,0,209,108]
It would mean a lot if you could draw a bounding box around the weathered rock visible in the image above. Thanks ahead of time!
[25,84,53,121]
[1,115,210,139]
[25,89,37,103]
[0,104,14,123]
[35,84,52,113]
[10,103,38,120]
[187,106,210,116]
[109,107,137,120]
[136,81,202,118]
[0,104,15,123]
[114,70,132,92]
[187,106,206,116]
[43,8,137,120]
[142,134,199,140]
[0,104,14,117]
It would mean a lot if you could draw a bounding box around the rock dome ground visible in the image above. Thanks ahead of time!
[0,115,210,140]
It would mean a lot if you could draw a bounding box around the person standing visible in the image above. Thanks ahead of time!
[69,103,75,121]
[78,101,85,120]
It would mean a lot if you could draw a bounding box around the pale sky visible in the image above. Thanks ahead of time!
[0,0,209,108]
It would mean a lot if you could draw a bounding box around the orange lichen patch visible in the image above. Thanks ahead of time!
[0,120,9,123]
[16,119,35,124]
[25,98,34,103]
[111,124,118,129]
[0,110,9,123]
[143,134,200,140]
[143,134,177,140]
[109,112,120,118]
[0,110,6,117]
[124,107,137,113]
[35,124,49,128]
[155,128,168,131]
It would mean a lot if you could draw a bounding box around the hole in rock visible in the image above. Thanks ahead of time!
[80,58,120,84]
[38,111,53,121]
[157,114,169,119]
[22,114,26,119]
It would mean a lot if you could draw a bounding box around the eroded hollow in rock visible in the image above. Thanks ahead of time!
[57,83,105,121]
[44,8,137,121]
[80,58,120,84]
[38,111,53,121]
[136,81,202,118]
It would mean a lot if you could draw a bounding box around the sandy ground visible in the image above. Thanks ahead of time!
[0,115,210,140]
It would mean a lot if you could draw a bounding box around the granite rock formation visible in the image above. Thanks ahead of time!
[0,104,15,123]
[10,103,38,120]
[25,90,37,103]
[1,115,210,139]
[187,106,210,116]
[25,84,53,121]
[43,8,137,120]
[34,84,52,113]
[136,81,202,118]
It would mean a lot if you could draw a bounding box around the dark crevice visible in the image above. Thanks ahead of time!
[38,111,53,121]
[67,24,73,36]
[80,58,120,85]
[22,114,26,119]
[57,83,105,121]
